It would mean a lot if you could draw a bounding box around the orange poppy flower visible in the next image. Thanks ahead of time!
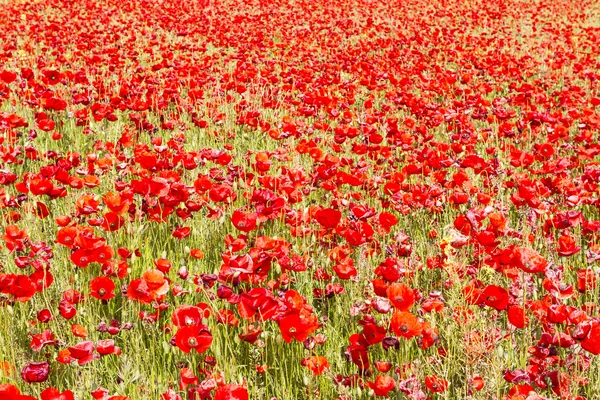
[390,311,421,339]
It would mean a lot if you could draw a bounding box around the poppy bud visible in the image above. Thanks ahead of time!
[178,266,189,280]
[201,274,218,287]
[303,337,316,351]
[204,356,216,366]
[382,336,400,351]
[97,322,108,333]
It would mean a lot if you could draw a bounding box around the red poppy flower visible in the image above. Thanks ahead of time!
[482,285,509,310]
[507,384,536,398]
[278,311,319,343]
[345,343,370,370]
[174,325,213,354]
[374,361,392,373]
[37,309,52,323]
[421,297,445,313]
[58,300,77,319]
[41,388,75,400]
[190,249,204,259]
[231,210,257,232]
[424,374,449,393]
[386,283,415,311]
[512,246,548,273]
[543,278,574,300]
[37,117,55,132]
[507,305,528,328]
[11,275,37,302]
[55,349,73,365]
[21,361,50,383]
[314,207,342,229]
[577,269,597,292]
[0,384,36,400]
[470,375,485,391]
[172,226,191,240]
[126,278,152,303]
[68,340,98,365]
[378,212,398,233]
[34,201,50,219]
[30,329,56,352]
[41,69,63,85]
[172,305,210,327]
[101,212,125,232]
[94,245,114,265]
[238,325,262,344]
[367,374,396,397]
[556,233,580,256]
[29,177,53,196]
[102,192,130,214]
[390,311,421,339]
[372,278,391,297]
[160,389,182,400]
[237,288,278,321]
[418,323,439,349]
[56,227,78,249]
[71,324,88,338]
[154,258,172,274]
[90,276,116,300]
[216,309,240,327]
[362,322,386,345]
[333,261,357,280]
[3,225,28,252]
[97,339,119,356]
[0,70,17,83]
[144,269,169,294]
[575,319,600,355]
[70,249,96,268]
[213,384,248,400]
[178,367,198,391]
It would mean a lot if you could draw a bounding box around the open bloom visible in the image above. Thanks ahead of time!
[174,325,213,354]
[391,311,421,339]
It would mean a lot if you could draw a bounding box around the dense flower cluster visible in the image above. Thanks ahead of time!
[1,0,600,398]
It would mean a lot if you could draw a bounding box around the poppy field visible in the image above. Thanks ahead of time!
[2,0,600,398]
